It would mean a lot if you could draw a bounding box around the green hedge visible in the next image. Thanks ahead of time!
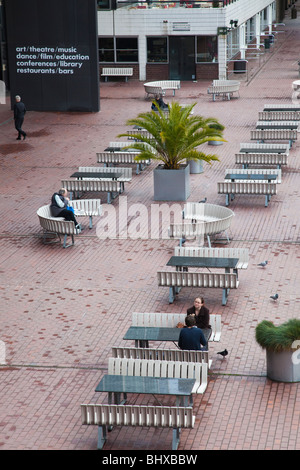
[255,319,300,352]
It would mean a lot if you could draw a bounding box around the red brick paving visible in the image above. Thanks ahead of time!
[1,7,300,451]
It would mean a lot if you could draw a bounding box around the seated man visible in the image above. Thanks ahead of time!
[50,188,82,232]
[151,94,169,111]
[178,315,207,351]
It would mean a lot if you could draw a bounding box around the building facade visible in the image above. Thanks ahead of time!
[97,0,289,81]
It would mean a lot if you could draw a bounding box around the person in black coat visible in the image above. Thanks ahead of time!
[187,296,212,342]
[178,315,207,351]
[14,95,27,140]
[50,188,82,232]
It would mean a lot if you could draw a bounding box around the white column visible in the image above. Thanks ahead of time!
[267,4,273,34]
[218,35,227,80]
[138,35,147,82]
[239,24,246,59]
[255,12,261,47]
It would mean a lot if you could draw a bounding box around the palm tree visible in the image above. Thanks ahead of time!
[118,101,225,170]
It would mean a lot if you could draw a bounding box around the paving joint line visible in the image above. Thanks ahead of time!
[0,363,267,379]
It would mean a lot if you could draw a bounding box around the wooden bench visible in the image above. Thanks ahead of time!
[217,181,277,207]
[258,111,300,121]
[108,357,208,394]
[207,80,240,101]
[96,152,150,175]
[101,67,133,82]
[235,153,288,169]
[69,199,102,229]
[37,204,79,248]
[180,202,234,246]
[126,129,153,140]
[78,166,132,192]
[81,403,195,450]
[157,271,238,305]
[174,246,249,271]
[132,312,221,342]
[61,179,123,204]
[111,346,210,367]
[250,129,298,148]
[225,168,282,183]
[239,142,290,154]
[144,80,181,98]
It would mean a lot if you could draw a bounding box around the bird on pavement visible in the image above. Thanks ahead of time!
[270,293,278,301]
[217,349,228,358]
[199,197,207,203]
[258,260,268,267]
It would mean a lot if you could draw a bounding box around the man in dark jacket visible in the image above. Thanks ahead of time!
[14,95,27,140]
[178,316,208,351]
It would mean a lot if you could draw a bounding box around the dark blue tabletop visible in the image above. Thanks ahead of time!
[167,256,239,269]
[70,171,122,179]
[95,374,195,397]
[239,147,286,153]
[123,326,211,343]
[225,173,277,181]
[256,122,298,129]
[124,326,180,342]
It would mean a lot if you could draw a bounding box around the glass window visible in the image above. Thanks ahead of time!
[147,37,168,63]
[116,38,138,62]
[98,38,114,62]
[196,36,218,63]
[97,0,111,10]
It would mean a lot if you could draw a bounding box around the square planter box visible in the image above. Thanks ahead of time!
[153,164,190,201]
[266,349,300,382]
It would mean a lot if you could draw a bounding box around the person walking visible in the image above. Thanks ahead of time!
[14,95,27,140]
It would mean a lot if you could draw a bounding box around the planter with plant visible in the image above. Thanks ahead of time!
[118,102,225,200]
[255,319,300,382]
[207,122,225,146]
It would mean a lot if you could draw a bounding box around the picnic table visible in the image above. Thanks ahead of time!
[255,121,299,130]
[70,171,122,180]
[95,374,195,407]
[225,173,277,182]
[263,104,300,111]
[166,255,239,273]
[123,325,212,349]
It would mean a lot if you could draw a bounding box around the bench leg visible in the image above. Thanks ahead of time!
[222,288,229,306]
[63,234,75,248]
[107,192,111,204]
[172,428,181,450]
[225,194,230,206]
[169,286,176,304]
[89,216,93,229]
[97,425,107,450]
[265,194,271,207]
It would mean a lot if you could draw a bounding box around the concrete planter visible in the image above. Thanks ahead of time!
[187,159,204,174]
[266,349,300,383]
[208,140,223,146]
[153,164,190,201]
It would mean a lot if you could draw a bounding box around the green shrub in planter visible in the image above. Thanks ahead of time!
[255,319,300,352]
[117,102,225,170]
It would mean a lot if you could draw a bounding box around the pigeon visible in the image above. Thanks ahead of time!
[258,260,268,267]
[217,349,228,358]
[199,197,207,203]
[270,293,278,301]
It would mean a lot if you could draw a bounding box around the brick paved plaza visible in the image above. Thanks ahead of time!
[0,6,300,452]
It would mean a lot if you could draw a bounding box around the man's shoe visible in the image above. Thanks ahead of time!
[16,137,21,140]
[23,133,26,140]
